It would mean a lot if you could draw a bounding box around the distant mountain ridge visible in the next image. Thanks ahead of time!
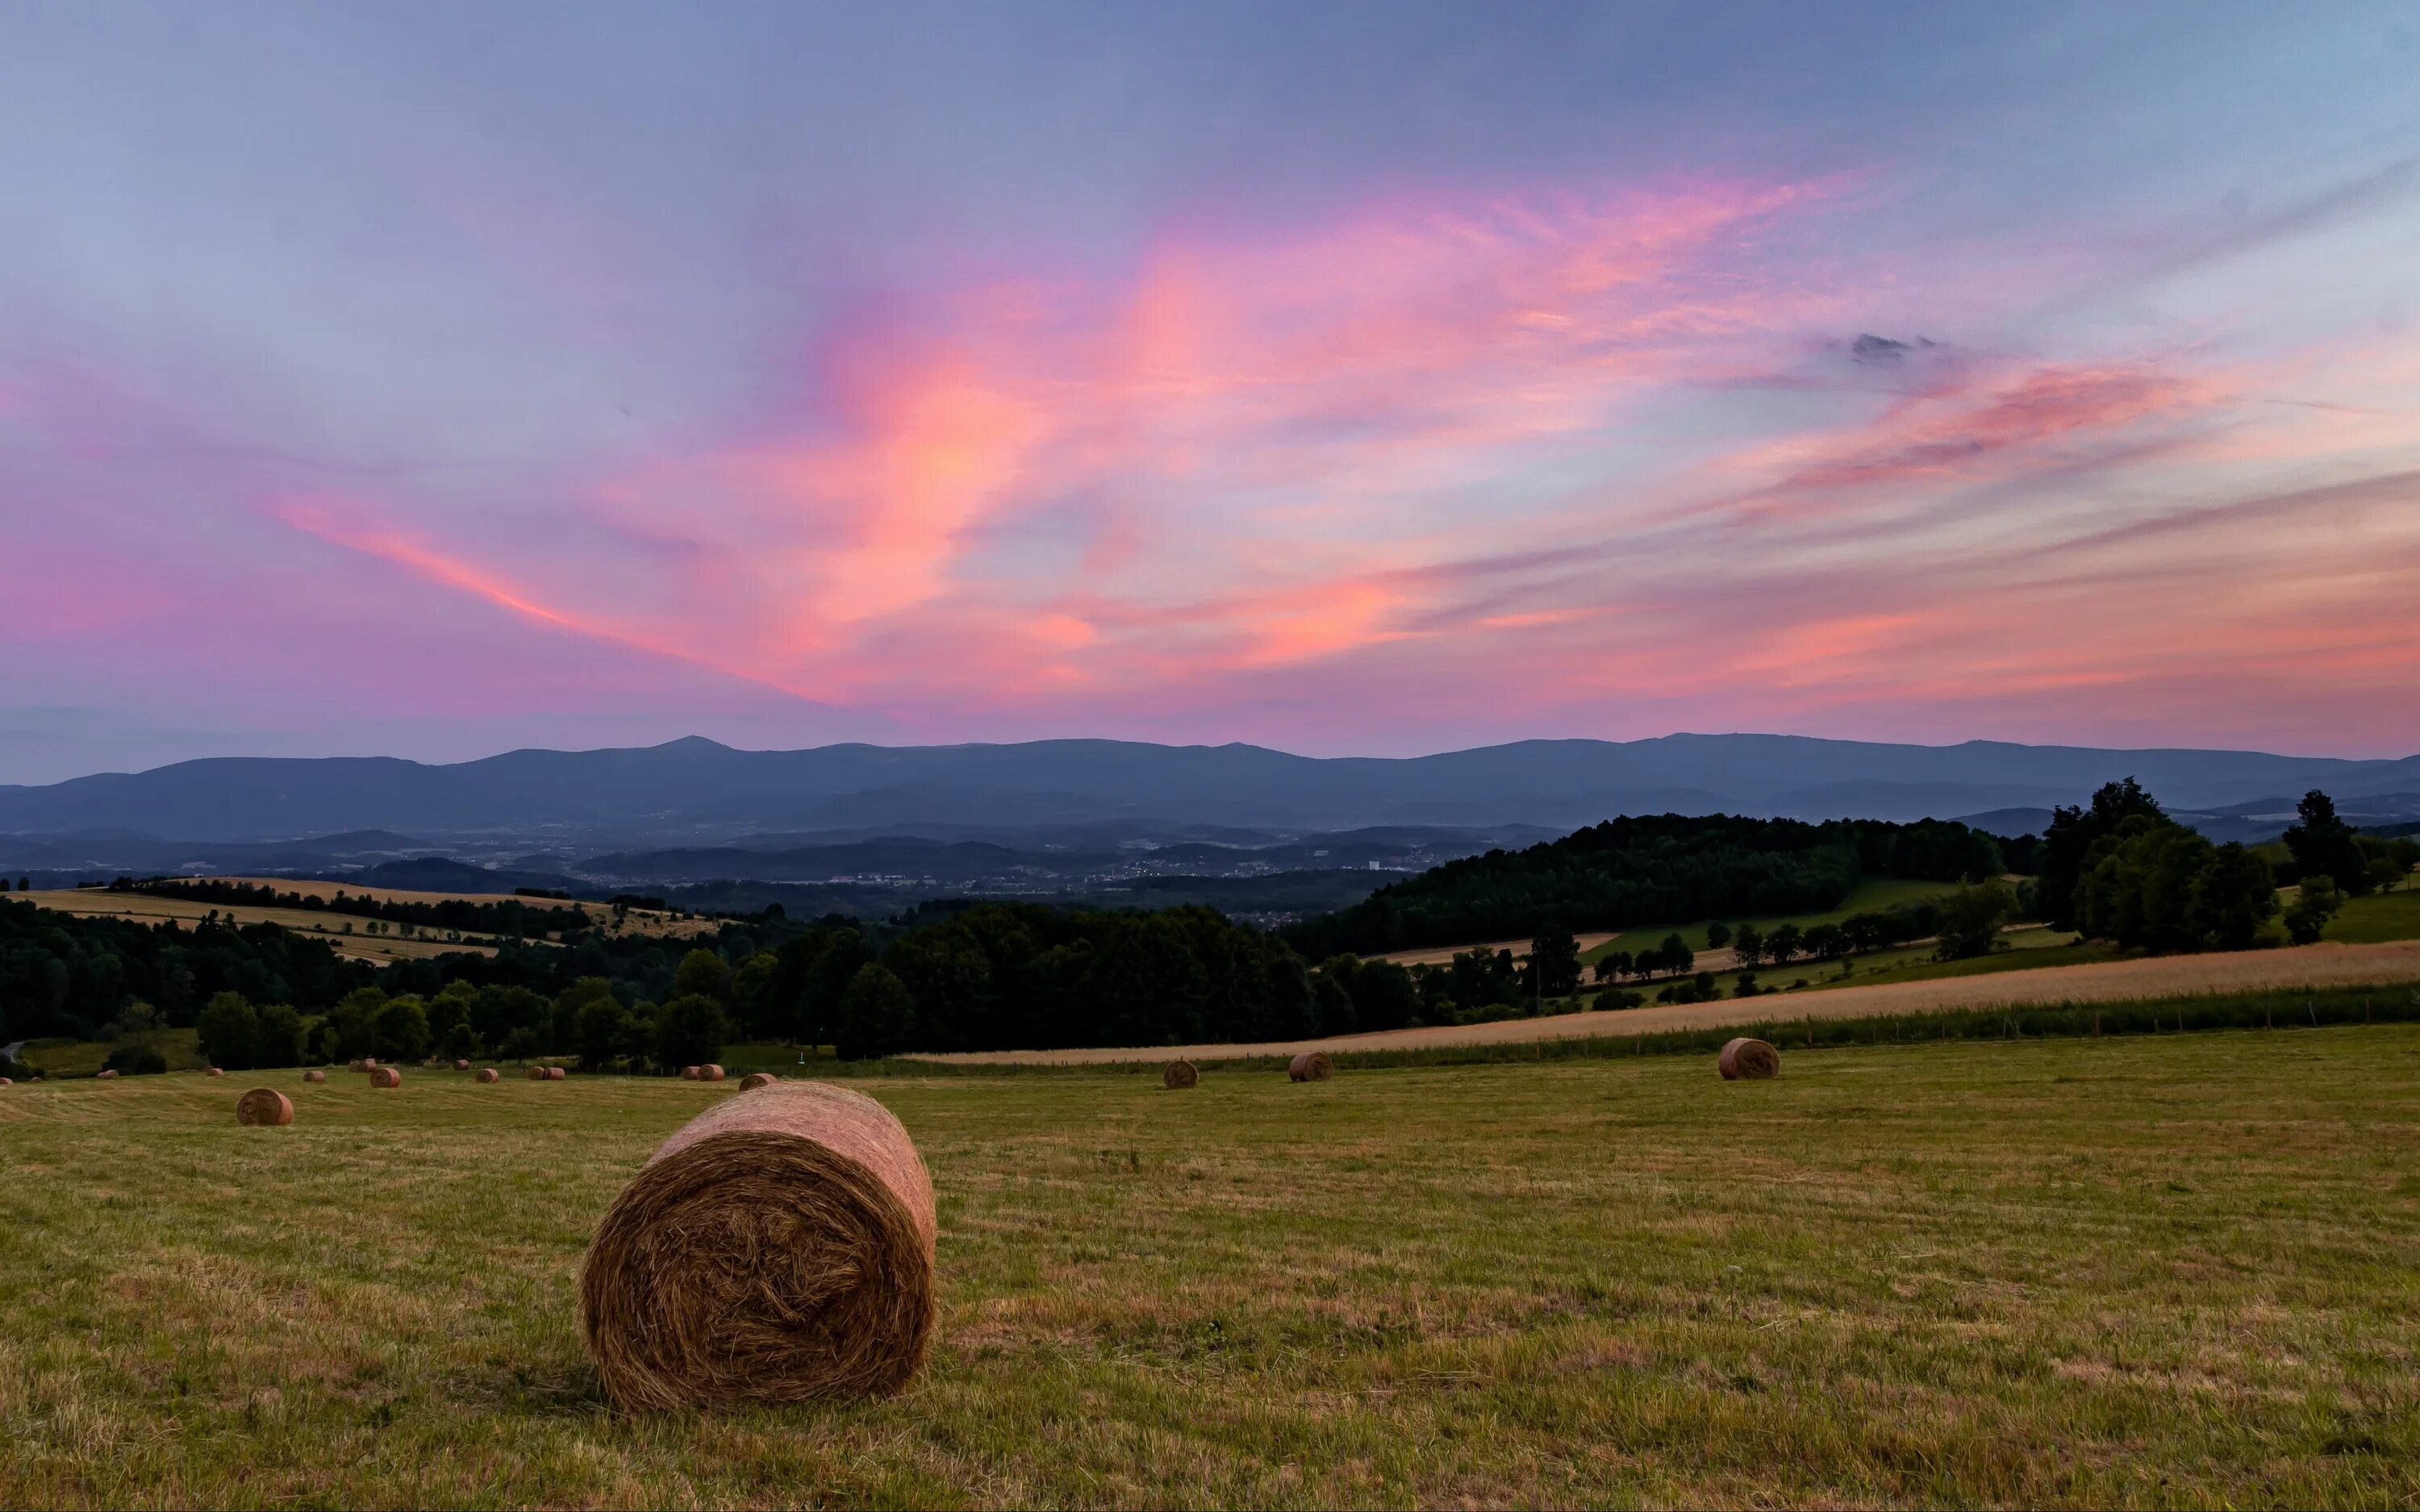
[2,732,2417,844]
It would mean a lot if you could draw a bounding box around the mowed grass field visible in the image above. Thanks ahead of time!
[19,889,500,964]
[5,1029,2419,1508]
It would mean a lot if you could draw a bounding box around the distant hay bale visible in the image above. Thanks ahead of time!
[236,1088,294,1127]
[348,1060,365,1073]
[0,1077,13,1087]
[368,1066,403,1089]
[739,1072,778,1091]
[97,1068,119,1080]
[303,1069,327,1083]
[1718,1037,1780,1081]
[548,1066,567,1081]
[580,1081,937,1410]
[681,1066,700,1081]
[1287,1052,1333,1083]
[454,1059,471,1071]
[1163,1060,1199,1089]
[363,1058,378,1069]
[206,1067,225,1078]
[698,1064,726,1082]
[528,1065,548,1081]
[476,1067,500,1084]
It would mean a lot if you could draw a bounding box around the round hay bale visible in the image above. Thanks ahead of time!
[368,1066,403,1089]
[347,1060,364,1073]
[739,1072,778,1091]
[236,1088,294,1127]
[454,1059,471,1071]
[527,1065,549,1081]
[303,1068,327,1083]
[1163,1060,1199,1089]
[698,1064,726,1083]
[580,1081,936,1410]
[476,1067,500,1084]
[681,1065,700,1081]
[0,1077,13,1087]
[1287,1052,1333,1083]
[206,1067,226,1078]
[1717,1037,1780,1081]
[548,1066,567,1081]
[363,1058,378,1069]
[97,1068,119,1080]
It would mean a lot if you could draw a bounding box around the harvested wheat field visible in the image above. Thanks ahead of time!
[203,877,719,939]
[17,890,500,964]
[926,939,2420,1066]
[2,1028,2418,1507]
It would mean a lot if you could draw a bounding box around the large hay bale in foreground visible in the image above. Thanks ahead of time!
[1287,1052,1333,1083]
[368,1066,403,1089]
[739,1072,778,1091]
[236,1088,294,1127]
[527,1065,549,1081]
[581,1081,937,1411]
[1163,1060,1199,1089]
[476,1067,500,1084]
[303,1069,327,1083]
[698,1064,726,1083]
[1718,1037,1780,1081]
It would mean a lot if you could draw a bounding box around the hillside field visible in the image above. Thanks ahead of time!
[16,889,500,964]
[4,1024,2418,1508]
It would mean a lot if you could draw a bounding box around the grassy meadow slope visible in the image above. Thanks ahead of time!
[3,1028,2418,1508]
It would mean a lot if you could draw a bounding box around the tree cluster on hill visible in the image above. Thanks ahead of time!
[117,877,591,941]
[1280,814,2005,957]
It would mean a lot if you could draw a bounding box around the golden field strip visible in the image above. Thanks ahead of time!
[922,938,2420,1065]
[2,1027,2416,1507]
[19,889,499,963]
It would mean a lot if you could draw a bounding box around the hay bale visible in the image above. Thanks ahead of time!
[1163,1060,1199,1089]
[368,1066,403,1089]
[580,1081,936,1410]
[363,1058,378,1069]
[528,1065,549,1081]
[0,1077,12,1087]
[303,1068,327,1083]
[236,1088,294,1127]
[206,1067,226,1078]
[454,1059,471,1071]
[681,1065,700,1081]
[548,1066,567,1081]
[1287,1052,1333,1082]
[97,1068,119,1080]
[476,1067,500,1084]
[739,1072,778,1091]
[348,1060,364,1073]
[698,1064,726,1083]
[1717,1037,1780,1081]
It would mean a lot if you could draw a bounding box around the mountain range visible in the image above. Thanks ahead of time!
[3,733,2417,850]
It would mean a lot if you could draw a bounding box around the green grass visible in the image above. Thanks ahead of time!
[1580,876,1959,963]
[2328,885,2420,945]
[15,1028,205,1078]
[6,1021,2420,1508]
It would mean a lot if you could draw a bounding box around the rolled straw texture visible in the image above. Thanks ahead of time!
[527,1065,549,1081]
[476,1067,500,1084]
[581,1081,937,1411]
[548,1066,567,1080]
[455,1060,471,1071]
[739,1072,778,1090]
[1717,1037,1780,1081]
[1163,1060,1199,1089]
[303,1069,327,1083]
[698,1064,726,1082]
[681,1066,699,1081]
[1287,1051,1333,1082]
[236,1088,294,1126]
[368,1066,403,1089]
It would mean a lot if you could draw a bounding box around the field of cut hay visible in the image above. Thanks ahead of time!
[2,1025,2418,1508]
[18,890,500,963]
[203,877,718,939]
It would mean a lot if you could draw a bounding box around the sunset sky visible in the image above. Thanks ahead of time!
[4,2,2418,781]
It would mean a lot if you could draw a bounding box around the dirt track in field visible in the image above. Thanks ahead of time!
[916,939,2420,1065]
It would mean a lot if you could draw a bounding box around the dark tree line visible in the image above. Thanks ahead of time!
[1282,813,2005,957]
